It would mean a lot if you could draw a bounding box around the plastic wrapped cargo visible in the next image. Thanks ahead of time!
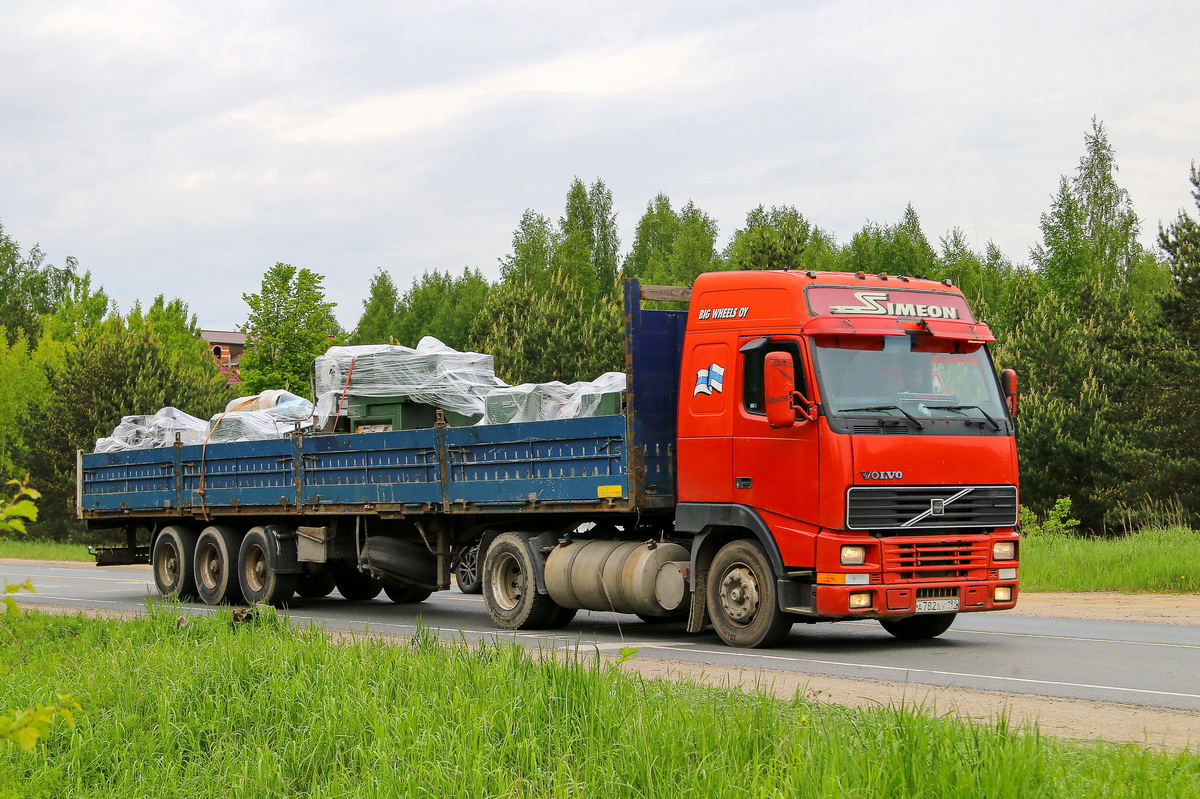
[314,337,504,426]
[206,403,315,443]
[482,372,626,424]
[224,389,310,414]
[94,407,209,453]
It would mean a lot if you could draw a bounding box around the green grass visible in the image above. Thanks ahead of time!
[2,608,1197,798]
[0,538,92,562]
[1021,526,1200,593]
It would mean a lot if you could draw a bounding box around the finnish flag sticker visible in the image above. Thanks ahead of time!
[694,363,725,396]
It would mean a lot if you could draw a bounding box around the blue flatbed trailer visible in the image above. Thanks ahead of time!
[79,281,683,528]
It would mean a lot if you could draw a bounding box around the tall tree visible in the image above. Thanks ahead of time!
[350,270,400,345]
[842,205,938,277]
[724,205,813,271]
[1003,121,1172,530]
[19,316,230,538]
[623,194,681,282]
[239,264,340,397]
[0,223,78,346]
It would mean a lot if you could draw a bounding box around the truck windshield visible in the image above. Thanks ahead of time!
[812,333,1006,425]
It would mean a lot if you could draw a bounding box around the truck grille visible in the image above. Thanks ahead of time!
[883,539,991,581]
[846,485,1017,530]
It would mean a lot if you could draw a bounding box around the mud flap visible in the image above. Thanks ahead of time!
[686,569,709,633]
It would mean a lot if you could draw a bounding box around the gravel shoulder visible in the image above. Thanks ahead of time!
[8,559,1198,751]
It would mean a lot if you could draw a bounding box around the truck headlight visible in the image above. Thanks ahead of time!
[994,586,1013,603]
[840,545,866,565]
[992,541,1016,561]
[848,591,873,609]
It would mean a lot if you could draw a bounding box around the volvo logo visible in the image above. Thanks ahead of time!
[861,471,903,480]
[902,488,974,527]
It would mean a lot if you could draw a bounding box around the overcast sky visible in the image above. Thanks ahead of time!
[2,1,1198,330]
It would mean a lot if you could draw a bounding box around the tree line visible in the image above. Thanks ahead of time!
[2,120,1198,537]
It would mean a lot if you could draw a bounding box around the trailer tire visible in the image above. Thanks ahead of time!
[482,532,575,630]
[706,539,793,648]
[878,613,956,640]
[363,537,437,588]
[295,568,338,598]
[152,525,199,601]
[195,526,245,606]
[383,583,433,604]
[455,542,482,594]
[238,527,299,607]
[336,568,382,601]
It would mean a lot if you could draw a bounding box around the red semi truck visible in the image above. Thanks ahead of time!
[81,270,1019,648]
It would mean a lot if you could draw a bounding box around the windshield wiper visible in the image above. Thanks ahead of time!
[837,405,925,430]
[924,404,1001,431]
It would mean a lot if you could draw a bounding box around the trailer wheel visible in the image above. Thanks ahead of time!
[878,613,956,640]
[706,539,793,648]
[455,542,482,594]
[152,525,199,601]
[362,537,436,587]
[482,532,576,630]
[237,527,298,607]
[383,583,433,604]
[194,526,245,606]
[295,568,337,598]
[336,568,382,601]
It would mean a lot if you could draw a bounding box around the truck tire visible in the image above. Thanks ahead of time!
[878,613,956,640]
[152,525,199,601]
[336,568,382,601]
[194,525,245,606]
[706,539,793,648]
[482,532,576,630]
[383,583,433,604]
[295,568,338,598]
[455,542,482,594]
[238,526,299,607]
[362,537,436,587]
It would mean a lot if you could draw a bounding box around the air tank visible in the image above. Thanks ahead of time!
[544,539,690,617]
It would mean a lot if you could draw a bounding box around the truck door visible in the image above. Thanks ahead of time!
[732,336,820,552]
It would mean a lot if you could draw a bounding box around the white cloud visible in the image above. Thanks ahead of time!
[230,37,707,144]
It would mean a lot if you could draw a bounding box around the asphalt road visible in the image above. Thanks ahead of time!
[6,561,1199,713]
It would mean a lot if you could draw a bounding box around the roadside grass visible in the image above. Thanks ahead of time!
[2,608,1197,798]
[1021,526,1200,594]
[0,538,92,562]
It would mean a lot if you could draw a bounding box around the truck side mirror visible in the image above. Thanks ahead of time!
[1000,368,1018,418]
[764,352,797,429]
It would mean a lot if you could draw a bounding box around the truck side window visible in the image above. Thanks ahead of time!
[742,340,807,415]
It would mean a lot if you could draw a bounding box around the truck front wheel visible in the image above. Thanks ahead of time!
[152,525,198,601]
[706,539,793,648]
[482,533,576,630]
[878,613,956,640]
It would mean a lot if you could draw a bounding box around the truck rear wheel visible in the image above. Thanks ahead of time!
[879,613,956,640]
[195,526,245,606]
[706,539,793,648]
[483,532,576,630]
[238,527,298,607]
[383,583,433,604]
[455,542,482,594]
[152,525,198,601]
[336,568,382,601]
[295,568,337,598]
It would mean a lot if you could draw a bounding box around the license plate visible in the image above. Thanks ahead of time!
[915,598,959,614]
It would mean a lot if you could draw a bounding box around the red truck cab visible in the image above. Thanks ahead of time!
[674,270,1019,645]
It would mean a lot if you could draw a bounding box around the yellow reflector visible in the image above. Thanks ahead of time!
[816,573,846,585]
